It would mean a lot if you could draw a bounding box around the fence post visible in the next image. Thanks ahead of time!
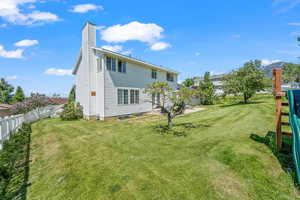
[273,69,283,149]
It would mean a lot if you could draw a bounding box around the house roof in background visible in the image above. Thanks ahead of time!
[194,74,227,81]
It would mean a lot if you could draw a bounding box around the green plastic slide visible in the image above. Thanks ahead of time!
[287,90,300,183]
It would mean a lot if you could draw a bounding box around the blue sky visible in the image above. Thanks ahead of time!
[0,0,300,96]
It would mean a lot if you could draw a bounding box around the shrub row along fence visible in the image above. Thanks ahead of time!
[0,105,62,149]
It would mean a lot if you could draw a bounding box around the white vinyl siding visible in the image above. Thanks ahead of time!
[103,58,178,117]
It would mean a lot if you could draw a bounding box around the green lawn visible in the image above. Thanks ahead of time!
[27,96,299,200]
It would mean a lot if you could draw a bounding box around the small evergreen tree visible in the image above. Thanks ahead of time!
[68,85,76,102]
[12,86,25,103]
[0,78,14,104]
[198,72,216,105]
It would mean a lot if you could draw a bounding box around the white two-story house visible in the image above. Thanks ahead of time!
[73,22,179,120]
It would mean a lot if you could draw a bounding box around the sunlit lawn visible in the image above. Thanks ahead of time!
[27,95,299,200]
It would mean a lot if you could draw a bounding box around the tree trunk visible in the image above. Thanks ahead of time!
[243,93,248,104]
[167,112,173,129]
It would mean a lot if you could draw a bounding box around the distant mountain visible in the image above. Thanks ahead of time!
[262,62,289,78]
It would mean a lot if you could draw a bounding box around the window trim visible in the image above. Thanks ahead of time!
[166,73,174,82]
[151,69,157,79]
[118,88,140,105]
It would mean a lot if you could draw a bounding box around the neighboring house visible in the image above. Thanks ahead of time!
[193,74,226,95]
[73,22,179,120]
[0,104,12,117]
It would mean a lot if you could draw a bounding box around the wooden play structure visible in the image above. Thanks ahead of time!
[273,69,292,149]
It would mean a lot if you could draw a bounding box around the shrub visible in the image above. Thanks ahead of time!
[0,123,31,199]
[60,102,83,121]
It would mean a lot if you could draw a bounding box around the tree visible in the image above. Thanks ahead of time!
[182,78,194,88]
[222,60,266,104]
[145,81,172,112]
[60,102,83,120]
[145,82,193,128]
[11,93,54,114]
[68,85,76,102]
[0,78,14,104]
[12,86,25,103]
[282,63,300,84]
[197,72,216,105]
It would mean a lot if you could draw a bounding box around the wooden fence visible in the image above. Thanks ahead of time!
[0,105,62,149]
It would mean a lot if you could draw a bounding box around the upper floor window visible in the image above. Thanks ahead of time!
[106,56,116,72]
[151,69,157,79]
[166,73,174,82]
[118,60,127,73]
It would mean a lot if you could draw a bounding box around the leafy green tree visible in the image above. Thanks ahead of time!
[145,81,172,111]
[145,82,193,128]
[68,85,76,102]
[282,63,300,83]
[0,78,14,104]
[222,60,266,104]
[12,86,25,103]
[197,72,216,105]
[182,78,194,87]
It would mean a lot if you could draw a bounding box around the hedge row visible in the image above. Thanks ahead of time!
[0,123,31,200]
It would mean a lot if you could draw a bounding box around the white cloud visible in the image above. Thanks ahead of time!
[288,22,300,26]
[0,45,23,58]
[27,11,59,23]
[150,42,170,51]
[272,0,300,13]
[291,31,300,36]
[195,52,200,56]
[14,39,38,47]
[121,49,132,56]
[45,68,72,76]
[6,75,17,80]
[101,21,164,43]
[70,4,103,13]
[0,0,60,25]
[101,45,123,52]
[261,59,281,66]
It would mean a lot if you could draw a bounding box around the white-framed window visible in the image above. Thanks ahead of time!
[106,56,116,71]
[118,60,127,73]
[130,89,139,104]
[118,88,139,105]
[166,73,174,82]
[118,89,123,104]
[118,89,129,105]
[151,69,157,79]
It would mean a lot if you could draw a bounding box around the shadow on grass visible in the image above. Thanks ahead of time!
[153,122,210,137]
[250,131,298,187]
[220,101,264,108]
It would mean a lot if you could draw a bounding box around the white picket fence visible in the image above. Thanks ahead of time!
[0,105,63,149]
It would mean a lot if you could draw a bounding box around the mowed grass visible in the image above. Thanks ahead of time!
[27,96,299,200]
